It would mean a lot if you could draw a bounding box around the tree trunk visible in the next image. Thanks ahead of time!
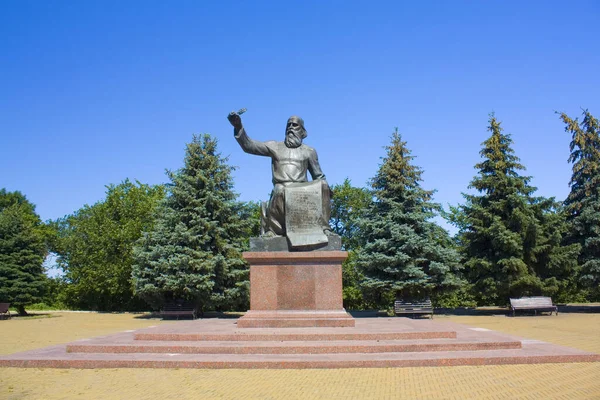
[17,305,28,316]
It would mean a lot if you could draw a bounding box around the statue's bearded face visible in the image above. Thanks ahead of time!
[284,116,306,148]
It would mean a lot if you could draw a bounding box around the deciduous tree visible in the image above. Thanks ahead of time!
[330,178,372,308]
[330,178,371,250]
[53,180,165,311]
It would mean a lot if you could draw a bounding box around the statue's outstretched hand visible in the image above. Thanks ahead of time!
[227,112,242,130]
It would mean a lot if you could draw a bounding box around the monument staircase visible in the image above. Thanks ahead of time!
[1,316,598,369]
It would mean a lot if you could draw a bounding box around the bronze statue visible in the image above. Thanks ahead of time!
[228,111,332,244]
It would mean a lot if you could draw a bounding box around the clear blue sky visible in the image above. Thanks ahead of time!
[2,1,599,236]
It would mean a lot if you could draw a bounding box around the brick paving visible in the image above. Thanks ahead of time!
[1,312,599,399]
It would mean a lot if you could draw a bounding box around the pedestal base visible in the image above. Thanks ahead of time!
[237,310,355,328]
[237,251,355,328]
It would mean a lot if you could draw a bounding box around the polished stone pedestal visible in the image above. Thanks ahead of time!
[237,251,355,328]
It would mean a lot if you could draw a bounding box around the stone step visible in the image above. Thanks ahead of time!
[3,344,598,369]
[133,317,457,341]
[236,310,356,328]
[2,318,598,370]
[135,330,456,341]
[66,338,521,355]
[236,317,355,328]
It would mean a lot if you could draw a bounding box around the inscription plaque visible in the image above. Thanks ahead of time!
[285,181,328,249]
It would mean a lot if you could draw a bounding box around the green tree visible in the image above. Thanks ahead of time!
[0,189,47,315]
[52,180,165,311]
[528,198,581,302]
[451,115,579,305]
[356,129,462,308]
[132,134,252,312]
[41,275,68,308]
[559,109,600,299]
[330,179,372,309]
[330,178,371,250]
[238,200,261,248]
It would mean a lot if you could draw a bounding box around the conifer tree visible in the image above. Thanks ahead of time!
[356,129,462,307]
[527,197,581,302]
[132,134,252,312]
[559,110,600,298]
[452,115,579,305]
[0,189,47,315]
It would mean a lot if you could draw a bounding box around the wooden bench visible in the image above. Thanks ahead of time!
[160,302,197,320]
[0,303,11,320]
[394,298,434,318]
[509,296,558,316]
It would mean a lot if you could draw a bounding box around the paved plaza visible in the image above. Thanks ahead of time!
[1,311,599,399]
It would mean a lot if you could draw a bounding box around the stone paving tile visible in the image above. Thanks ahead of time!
[435,314,600,354]
[0,312,599,399]
[2,364,600,399]
[0,312,174,355]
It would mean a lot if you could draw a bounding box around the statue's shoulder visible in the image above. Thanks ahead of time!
[301,144,318,154]
[259,140,280,151]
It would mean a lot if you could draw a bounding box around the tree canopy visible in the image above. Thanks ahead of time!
[559,110,600,298]
[330,178,371,251]
[0,189,47,315]
[449,115,579,305]
[132,134,253,312]
[356,129,462,307]
[329,179,372,309]
[52,180,165,311]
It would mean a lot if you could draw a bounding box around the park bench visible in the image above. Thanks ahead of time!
[0,303,11,320]
[160,301,197,320]
[509,296,558,316]
[394,297,434,319]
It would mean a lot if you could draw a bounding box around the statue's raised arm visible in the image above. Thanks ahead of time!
[229,112,273,157]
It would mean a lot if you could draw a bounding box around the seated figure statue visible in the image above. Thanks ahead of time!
[228,111,332,247]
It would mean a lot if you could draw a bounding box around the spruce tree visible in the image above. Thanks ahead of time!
[132,134,252,312]
[453,115,579,305]
[559,110,600,298]
[527,197,581,302]
[356,129,462,307]
[0,189,47,315]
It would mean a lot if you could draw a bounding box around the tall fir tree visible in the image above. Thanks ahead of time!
[527,197,581,302]
[356,129,462,307]
[452,115,579,305]
[559,110,600,298]
[0,189,47,315]
[132,134,252,312]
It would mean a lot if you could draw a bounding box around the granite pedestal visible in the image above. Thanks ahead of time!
[237,251,355,328]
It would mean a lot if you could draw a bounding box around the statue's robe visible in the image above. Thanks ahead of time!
[234,127,331,236]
